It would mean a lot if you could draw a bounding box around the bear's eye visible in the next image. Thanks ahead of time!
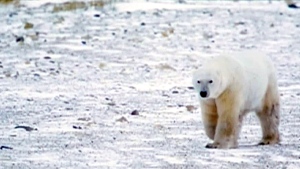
[197,80,201,84]
[209,80,213,84]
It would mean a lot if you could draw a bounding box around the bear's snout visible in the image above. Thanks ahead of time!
[200,91,208,98]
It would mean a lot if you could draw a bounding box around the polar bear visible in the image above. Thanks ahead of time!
[192,50,280,149]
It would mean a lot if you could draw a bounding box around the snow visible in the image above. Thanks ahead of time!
[1,0,300,169]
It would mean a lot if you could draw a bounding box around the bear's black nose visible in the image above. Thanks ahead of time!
[200,91,208,98]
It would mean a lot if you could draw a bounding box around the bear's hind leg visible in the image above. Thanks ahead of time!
[256,83,280,145]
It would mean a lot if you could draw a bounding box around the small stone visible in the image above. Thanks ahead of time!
[240,29,247,35]
[178,104,184,107]
[107,102,116,106]
[131,110,139,115]
[9,12,17,17]
[15,125,37,132]
[234,21,246,26]
[82,41,86,45]
[288,4,298,9]
[141,22,146,26]
[154,124,165,130]
[116,116,128,123]
[188,86,194,90]
[73,125,82,129]
[94,14,100,17]
[16,36,24,43]
[186,105,197,112]
[0,146,13,150]
[78,117,91,121]
[44,56,51,59]
[24,22,34,29]
[172,90,179,94]
[156,64,176,71]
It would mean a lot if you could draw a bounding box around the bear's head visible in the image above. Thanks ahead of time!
[192,68,226,100]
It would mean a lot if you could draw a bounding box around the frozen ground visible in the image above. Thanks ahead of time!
[0,1,300,168]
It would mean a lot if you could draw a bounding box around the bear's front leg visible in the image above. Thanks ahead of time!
[201,101,218,140]
[205,114,239,149]
[205,95,241,149]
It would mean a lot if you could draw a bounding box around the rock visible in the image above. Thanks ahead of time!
[44,56,51,59]
[0,146,13,150]
[288,4,298,8]
[116,116,128,123]
[186,105,197,112]
[156,63,176,71]
[240,29,248,35]
[178,104,184,107]
[172,90,179,94]
[154,124,165,130]
[131,110,139,115]
[94,14,100,17]
[73,125,82,129]
[24,22,34,29]
[78,117,91,121]
[15,125,38,131]
[187,86,194,90]
[9,12,17,17]
[234,21,246,26]
[107,102,116,106]
[16,36,24,43]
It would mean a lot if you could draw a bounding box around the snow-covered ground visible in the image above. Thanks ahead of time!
[0,1,300,168]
